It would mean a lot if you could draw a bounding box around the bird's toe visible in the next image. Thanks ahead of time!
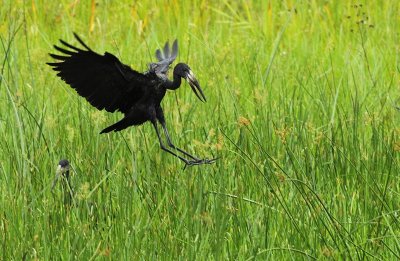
[205,157,218,164]
[183,158,217,169]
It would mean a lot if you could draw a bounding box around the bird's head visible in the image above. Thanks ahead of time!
[51,159,71,192]
[174,63,206,102]
[56,159,70,177]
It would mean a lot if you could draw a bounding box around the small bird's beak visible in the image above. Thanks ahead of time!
[186,70,206,102]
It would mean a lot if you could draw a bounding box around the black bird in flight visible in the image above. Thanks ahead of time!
[47,33,215,166]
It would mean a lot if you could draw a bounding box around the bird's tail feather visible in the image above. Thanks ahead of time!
[100,119,129,134]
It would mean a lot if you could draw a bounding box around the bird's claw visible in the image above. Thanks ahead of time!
[184,157,218,168]
[203,157,218,164]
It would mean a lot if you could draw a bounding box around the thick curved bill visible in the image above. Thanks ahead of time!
[186,70,206,102]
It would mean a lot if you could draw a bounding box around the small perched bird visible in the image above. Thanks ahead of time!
[51,159,74,205]
[47,33,216,166]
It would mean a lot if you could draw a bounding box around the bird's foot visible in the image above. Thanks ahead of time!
[184,157,218,169]
[203,157,218,164]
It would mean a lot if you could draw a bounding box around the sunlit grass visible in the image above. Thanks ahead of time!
[1,0,399,259]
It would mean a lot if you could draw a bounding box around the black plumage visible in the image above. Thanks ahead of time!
[47,33,215,166]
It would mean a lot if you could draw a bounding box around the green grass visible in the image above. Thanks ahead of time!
[1,0,400,259]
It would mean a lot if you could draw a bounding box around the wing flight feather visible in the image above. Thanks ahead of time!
[47,34,148,114]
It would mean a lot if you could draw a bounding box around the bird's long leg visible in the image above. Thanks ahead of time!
[159,121,201,161]
[160,121,218,165]
[152,121,195,165]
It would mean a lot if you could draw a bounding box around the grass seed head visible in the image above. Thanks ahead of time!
[238,116,250,127]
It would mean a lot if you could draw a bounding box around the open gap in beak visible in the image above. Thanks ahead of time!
[186,70,206,102]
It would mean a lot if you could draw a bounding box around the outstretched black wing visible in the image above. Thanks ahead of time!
[47,33,148,114]
[149,40,178,77]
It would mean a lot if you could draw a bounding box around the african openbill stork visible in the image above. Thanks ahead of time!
[47,33,215,166]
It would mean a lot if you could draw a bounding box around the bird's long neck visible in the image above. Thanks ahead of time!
[165,72,182,90]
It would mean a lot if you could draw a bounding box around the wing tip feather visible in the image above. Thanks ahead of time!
[73,32,92,51]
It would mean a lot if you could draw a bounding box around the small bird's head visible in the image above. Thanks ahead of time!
[51,159,71,192]
[56,159,70,177]
[174,63,206,102]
